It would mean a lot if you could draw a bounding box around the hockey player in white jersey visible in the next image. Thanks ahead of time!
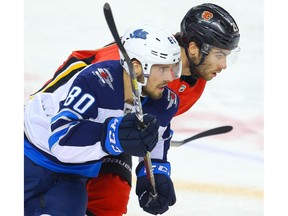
[24,24,181,215]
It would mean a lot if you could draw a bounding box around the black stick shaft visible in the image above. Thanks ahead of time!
[171,126,233,146]
[103,3,157,199]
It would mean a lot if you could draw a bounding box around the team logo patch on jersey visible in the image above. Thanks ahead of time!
[179,84,187,92]
[92,68,114,90]
[167,90,178,110]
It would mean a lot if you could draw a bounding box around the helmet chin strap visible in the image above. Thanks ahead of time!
[184,47,208,80]
[137,76,148,97]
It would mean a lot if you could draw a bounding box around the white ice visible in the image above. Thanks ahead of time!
[24,0,264,215]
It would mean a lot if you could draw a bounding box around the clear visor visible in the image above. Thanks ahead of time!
[201,43,241,67]
[150,61,182,81]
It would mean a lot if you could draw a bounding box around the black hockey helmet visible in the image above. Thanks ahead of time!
[179,3,240,50]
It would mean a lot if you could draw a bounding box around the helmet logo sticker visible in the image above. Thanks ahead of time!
[201,11,213,20]
[168,36,177,44]
[130,29,149,39]
[231,22,238,32]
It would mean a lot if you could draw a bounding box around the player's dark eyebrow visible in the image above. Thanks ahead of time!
[212,49,231,56]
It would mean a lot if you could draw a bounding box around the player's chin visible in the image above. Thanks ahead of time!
[150,90,163,100]
[206,74,215,81]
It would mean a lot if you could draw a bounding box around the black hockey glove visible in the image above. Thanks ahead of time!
[101,113,160,157]
[136,160,176,215]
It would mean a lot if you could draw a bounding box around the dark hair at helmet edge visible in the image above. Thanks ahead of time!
[174,32,201,49]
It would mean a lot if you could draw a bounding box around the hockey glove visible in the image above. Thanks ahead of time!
[136,160,176,215]
[101,113,160,157]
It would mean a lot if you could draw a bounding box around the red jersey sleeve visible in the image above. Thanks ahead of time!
[33,44,120,95]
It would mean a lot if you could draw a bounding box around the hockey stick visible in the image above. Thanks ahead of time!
[103,3,158,203]
[171,125,233,146]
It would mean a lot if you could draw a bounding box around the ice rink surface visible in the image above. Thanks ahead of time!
[23,0,265,215]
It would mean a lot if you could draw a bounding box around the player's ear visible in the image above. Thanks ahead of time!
[188,41,200,57]
[132,59,144,83]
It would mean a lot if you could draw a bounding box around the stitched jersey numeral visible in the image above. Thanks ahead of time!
[64,86,95,113]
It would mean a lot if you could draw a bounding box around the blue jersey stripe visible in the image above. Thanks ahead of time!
[24,137,102,177]
[51,110,80,123]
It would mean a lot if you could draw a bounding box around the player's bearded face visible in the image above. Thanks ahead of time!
[195,47,230,81]
[142,64,179,99]
[195,45,239,81]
